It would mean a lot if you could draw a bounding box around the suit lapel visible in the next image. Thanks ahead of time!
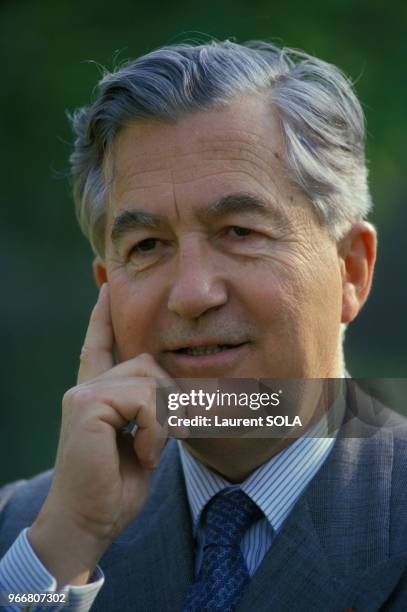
[95,441,194,611]
[238,384,395,611]
[237,494,342,611]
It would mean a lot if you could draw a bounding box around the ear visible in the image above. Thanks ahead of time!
[338,222,377,324]
[92,257,108,289]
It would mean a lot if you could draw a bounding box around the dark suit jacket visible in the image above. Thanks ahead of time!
[1,381,407,611]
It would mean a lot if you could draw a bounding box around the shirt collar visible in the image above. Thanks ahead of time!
[178,381,345,534]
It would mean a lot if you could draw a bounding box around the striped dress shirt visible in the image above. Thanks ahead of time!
[178,400,343,576]
[0,528,103,611]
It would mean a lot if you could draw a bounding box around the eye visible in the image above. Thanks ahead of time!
[126,237,171,268]
[132,238,160,253]
[228,226,252,237]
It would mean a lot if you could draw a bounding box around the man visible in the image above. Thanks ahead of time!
[0,39,406,611]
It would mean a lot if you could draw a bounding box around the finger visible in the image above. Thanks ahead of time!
[132,412,168,469]
[65,374,171,469]
[101,354,188,438]
[68,378,156,427]
[78,283,115,384]
[100,352,171,435]
[102,352,171,382]
[94,379,167,467]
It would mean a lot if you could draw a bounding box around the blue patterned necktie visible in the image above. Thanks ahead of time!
[182,488,262,612]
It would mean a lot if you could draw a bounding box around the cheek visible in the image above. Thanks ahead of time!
[292,254,344,361]
[236,264,300,332]
[108,275,160,360]
[310,253,343,318]
[242,250,342,340]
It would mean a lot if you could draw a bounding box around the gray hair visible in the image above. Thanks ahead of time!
[69,39,372,258]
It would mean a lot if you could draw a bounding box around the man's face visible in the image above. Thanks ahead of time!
[101,95,345,380]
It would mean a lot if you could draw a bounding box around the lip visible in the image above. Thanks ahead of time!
[165,339,248,351]
[161,342,251,376]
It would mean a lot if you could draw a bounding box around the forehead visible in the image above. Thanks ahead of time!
[106,94,306,221]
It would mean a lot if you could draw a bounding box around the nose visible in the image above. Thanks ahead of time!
[167,240,228,320]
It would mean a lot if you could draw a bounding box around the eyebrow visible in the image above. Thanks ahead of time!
[111,210,166,247]
[110,192,282,247]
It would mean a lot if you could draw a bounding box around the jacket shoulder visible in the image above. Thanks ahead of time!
[340,389,407,554]
[0,470,53,557]
[390,424,407,554]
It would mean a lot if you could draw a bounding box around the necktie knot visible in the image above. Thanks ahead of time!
[204,488,262,548]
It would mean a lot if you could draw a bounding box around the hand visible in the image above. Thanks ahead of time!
[28,283,171,587]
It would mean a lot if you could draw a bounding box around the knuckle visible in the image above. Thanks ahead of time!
[63,384,97,409]
[135,382,155,410]
[62,387,77,408]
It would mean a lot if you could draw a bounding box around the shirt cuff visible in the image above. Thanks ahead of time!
[0,528,104,611]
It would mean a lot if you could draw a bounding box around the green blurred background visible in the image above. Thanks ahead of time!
[1,0,406,485]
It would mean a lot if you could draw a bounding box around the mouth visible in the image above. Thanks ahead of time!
[172,343,246,357]
[162,341,250,374]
